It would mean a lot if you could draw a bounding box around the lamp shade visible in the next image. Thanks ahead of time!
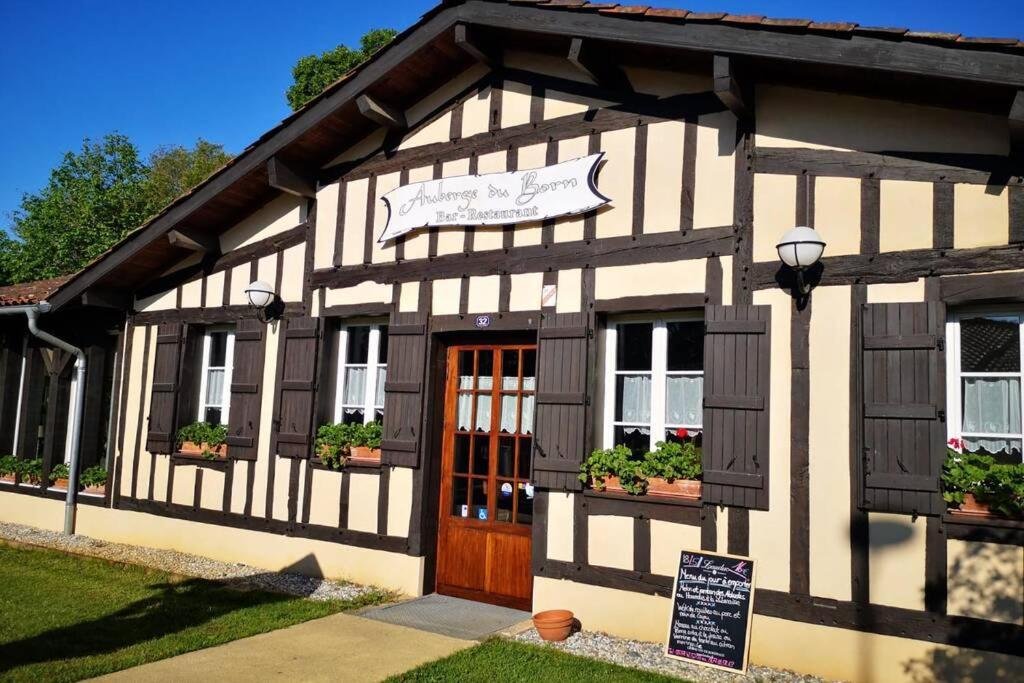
[244,280,275,309]
[776,226,826,269]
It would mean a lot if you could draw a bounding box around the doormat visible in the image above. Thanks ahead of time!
[358,593,531,641]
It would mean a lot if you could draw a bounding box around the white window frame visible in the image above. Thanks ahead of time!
[196,326,235,425]
[333,321,387,425]
[946,307,1024,460]
[602,312,704,451]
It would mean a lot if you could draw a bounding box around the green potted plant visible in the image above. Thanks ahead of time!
[641,438,702,498]
[315,422,356,470]
[942,439,1024,518]
[18,458,43,485]
[80,465,108,495]
[0,455,18,484]
[49,462,71,489]
[175,422,229,460]
[578,444,646,495]
[350,421,383,460]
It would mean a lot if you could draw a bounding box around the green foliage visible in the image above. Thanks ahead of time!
[49,462,70,483]
[18,458,43,483]
[285,28,398,110]
[641,440,702,481]
[145,140,233,210]
[580,441,703,496]
[942,450,1024,517]
[315,421,383,469]
[0,135,233,286]
[0,455,18,477]
[174,422,228,459]
[80,465,108,489]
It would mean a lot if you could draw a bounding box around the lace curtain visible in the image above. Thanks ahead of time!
[457,376,535,434]
[665,375,703,427]
[205,368,225,405]
[962,377,1021,454]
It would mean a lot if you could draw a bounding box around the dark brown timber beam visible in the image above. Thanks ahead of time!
[356,94,407,130]
[167,227,219,254]
[267,156,316,198]
[567,37,633,93]
[1011,90,1024,158]
[454,23,500,69]
[80,287,131,310]
[713,55,751,120]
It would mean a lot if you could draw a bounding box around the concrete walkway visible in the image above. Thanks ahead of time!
[91,611,473,683]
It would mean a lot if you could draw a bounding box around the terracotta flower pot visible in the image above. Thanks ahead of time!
[51,478,70,490]
[596,475,625,494]
[533,609,574,642]
[180,441,228,459]
[957,492,994,517]
[647,477,702,499]
[349,446,382,461]
[0,474,15,484]
[83,484,106,495]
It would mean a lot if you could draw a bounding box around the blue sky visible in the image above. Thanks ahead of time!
[1,0,1022,232]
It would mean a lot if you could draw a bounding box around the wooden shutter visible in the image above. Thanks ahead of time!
[861,302,946,516]
[532,313,590,491]
[381,314,428,467]
[273,316,322,458]
[702,305,771,510]
[146,323,184,454]
[0,330,24,454]
[227,319,265,460]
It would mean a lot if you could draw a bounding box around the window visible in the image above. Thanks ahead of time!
[197,326,235,425]
[602,315,704,455]
[334,322,388,424]
[947,310,1024,463]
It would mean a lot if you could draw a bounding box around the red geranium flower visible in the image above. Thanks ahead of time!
[675,428,689,438]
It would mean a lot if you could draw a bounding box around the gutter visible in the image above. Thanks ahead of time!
[0,302,85,535]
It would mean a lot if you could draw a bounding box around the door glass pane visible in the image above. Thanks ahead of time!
[458,350,474,389]
[617,323,653,371]
[498,438,515,478]
[497,480,514,522]
[500,394,518,433]
[522,349,536,390]
[472,437,490,475]
[961,316,1020,372]
[477,351,493,390]
[346,326,370,364]
[616,374,651,423]
[518,437,532,479]
[475,394,491,431]
[962,377,1021,435]
[470,479,489,521]
[451,477,469,517]
[502,350,519,390]
[453,435,470,474]
[665,375,703,427]
[516,485,534,524]
[666,321,704,371]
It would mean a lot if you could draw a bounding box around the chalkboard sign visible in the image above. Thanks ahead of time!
[664,549,756,673]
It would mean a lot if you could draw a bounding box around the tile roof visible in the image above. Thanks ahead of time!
[0,276,70,308]
[486,1,1024,49]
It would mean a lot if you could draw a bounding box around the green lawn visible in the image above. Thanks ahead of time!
[0,542,389,682]
[387,639,684,682]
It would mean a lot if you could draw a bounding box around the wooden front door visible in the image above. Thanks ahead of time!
[436,344,536,609]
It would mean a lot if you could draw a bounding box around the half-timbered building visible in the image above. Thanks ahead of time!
[1,2,1022,679]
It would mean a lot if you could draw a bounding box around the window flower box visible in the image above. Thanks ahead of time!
[596,475,701,500]
[175,422,229,461]
[315,421,383,470]
[178,441,229,460]
[942,440,1023,520]
[581,440,703,499]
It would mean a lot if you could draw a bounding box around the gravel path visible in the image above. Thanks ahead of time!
[0,521,385,603]
[516,628,838,683]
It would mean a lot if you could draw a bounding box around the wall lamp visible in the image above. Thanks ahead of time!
[776,226,826,301]
[245,280,283,322]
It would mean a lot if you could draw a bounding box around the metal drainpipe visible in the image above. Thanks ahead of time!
[0,302,86,535]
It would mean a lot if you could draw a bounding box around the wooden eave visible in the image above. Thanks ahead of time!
[47,0,1024,310]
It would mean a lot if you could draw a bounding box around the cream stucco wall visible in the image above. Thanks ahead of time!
[880,180,933,253]
[814,177,861,257]
[752,174,797,263]
[324,281,393,308]
[546,492,574,562]
[868,512,927,610]
[946,539,1023,625]
[587,514,633,570]
[954,183,1009,249]
[649,520,701,577]
[595,127,635,239]
[642,120,685,234]
[220,195,304,253]
[594,259,706,300]
[467,275,500,314]
[692,111,735,229]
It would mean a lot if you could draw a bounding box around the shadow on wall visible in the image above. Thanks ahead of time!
[903,648,1022,682]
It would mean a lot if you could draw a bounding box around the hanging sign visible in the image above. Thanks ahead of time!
[378,153,609,243]
[665,549,756,674]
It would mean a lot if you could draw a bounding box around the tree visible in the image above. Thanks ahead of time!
[145,139,232,211]
[0,135,234,286]
[1,134,152,284]
[285,28,397,111]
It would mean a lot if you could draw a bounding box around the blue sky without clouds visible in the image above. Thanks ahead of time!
[1,0,1022,232]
